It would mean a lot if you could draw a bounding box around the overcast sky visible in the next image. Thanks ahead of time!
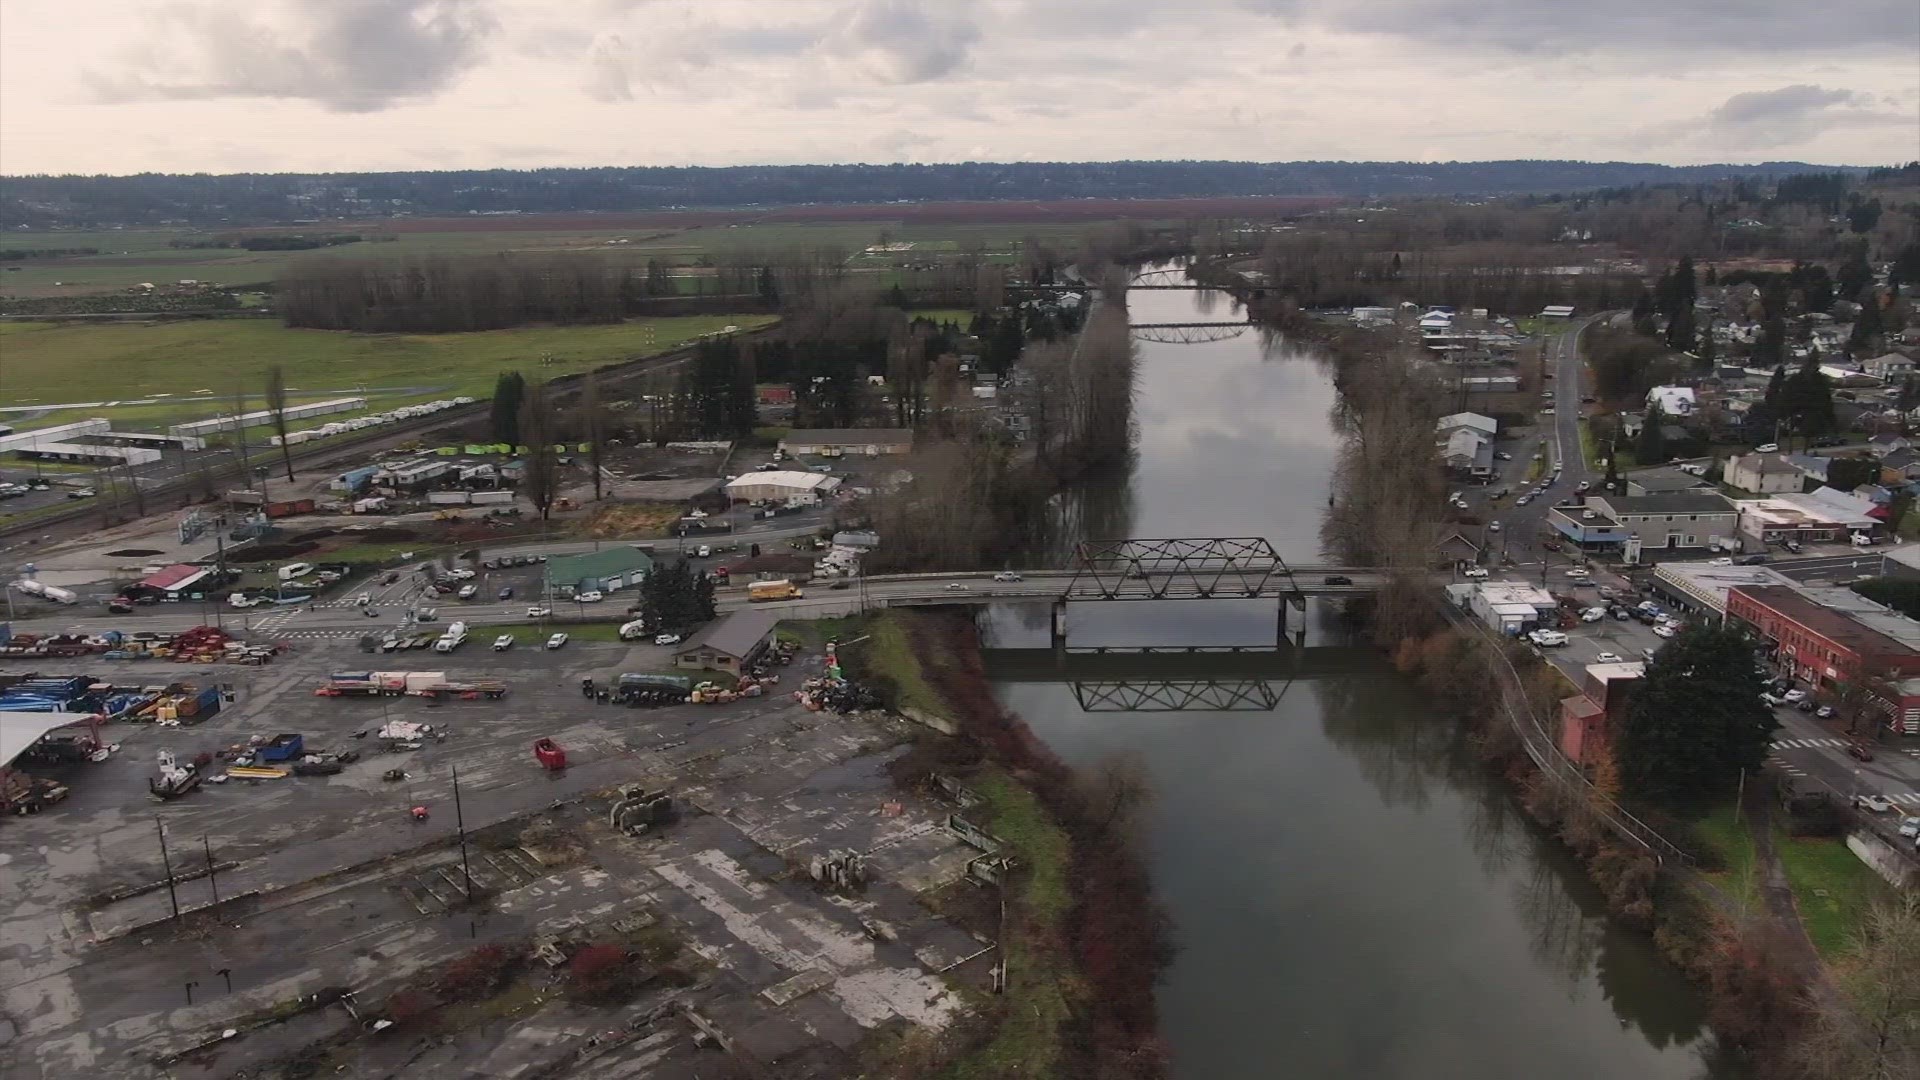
[2,0,1915,176]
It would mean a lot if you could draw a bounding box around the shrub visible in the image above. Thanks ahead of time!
[434,943,522,1000]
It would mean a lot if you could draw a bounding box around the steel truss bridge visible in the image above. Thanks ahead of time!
[983,642,1384,713]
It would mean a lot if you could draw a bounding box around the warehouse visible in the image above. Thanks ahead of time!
[168,397,366,438]
[0,419,110,453]
[723,470,842,504]
[778,428,914,457]
[546,547,653,598]
[14,441,161,467]
[673,610,778,675]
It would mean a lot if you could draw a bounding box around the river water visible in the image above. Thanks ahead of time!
[982,277,1736,1079]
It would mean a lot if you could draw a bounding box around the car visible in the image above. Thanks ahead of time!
[1795,698,1816,712]
[1755,443,1779,453]
[546,632,569,650]
[1610,606,1632,620]
[1855,793,1894,814]
[1323,574,1356,586]
[1463,567,1490,579]
[1707,557,1734,566]
[1595,652,1624,663]
[1814,705,1836,719]
[382,572,401,585]
[67,487,97,499]
[1539,407,1556,415]
[695,545,712,558]
[457,584,478,599]
[1736,554,1770,566]
[577,590,604,603]
[1543,391,1555,400]
[1781,688,1807,703]
[526,606,552,618]
[1846,742,1875,761]
[1515,495,1532,507]
[1851,533,1876,547]
[945,582,970,591]
[1575,481,1590,492]
[1581,608,1607,622]
[993,571,1024,582]
[498,586,514,600]
[1495,451,1513,461]
[415,608,438,622]
[1596,587,1617,600]
[447,568,475,580]
[829,580,850,590]
[1898,816,1920,839]
[1761,692,1788,707]
[653,632,683,646]
[1783,540,1803,554]
[1564,567,1590,578]
[354,592,372,606]
[1487,521,1502,533]
[1528,629,1568,647]
[1653,623,1677,638]
[492,634,514,651]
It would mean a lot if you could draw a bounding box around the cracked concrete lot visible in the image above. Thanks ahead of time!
[0,635,995,1078]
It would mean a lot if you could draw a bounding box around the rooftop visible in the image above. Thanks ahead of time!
[545,546,652,580]
[1585,662,1647,683]
[1478,580,1556,607]
[677,609,780,660]
[1625,466,1709,493]
[1732,453,1802,475]
[723,470,841,492]
[1592,492,1734,516]
[1732,585,1920,657]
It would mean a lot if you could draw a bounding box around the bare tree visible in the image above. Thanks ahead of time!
[1796,892,1920,1079]
[1076,751,1155,839]
[519,380,559,521]
[228,383,261,499]
[580,369,606,502]
[262,364,297,483]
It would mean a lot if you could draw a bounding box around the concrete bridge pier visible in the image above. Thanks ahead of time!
[1278,594,1307,648]
[1051,600,1068,654]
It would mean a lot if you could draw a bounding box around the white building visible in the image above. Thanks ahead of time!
[1436,412,1498,439]
[724,470,843,504]
[1736,486,1883,546]
[778,429,913,457]
[1468,580,1559,635]
[1645,385,1697,417]
[1723,453,1806,495]
[1861,353,1916,381]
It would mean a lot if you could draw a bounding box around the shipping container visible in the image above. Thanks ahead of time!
[469,491,514,505]
[427,491,471,506]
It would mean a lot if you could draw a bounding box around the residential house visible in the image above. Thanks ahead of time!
[1625,466,1709,497]
[1860,352,1915,381]
[1646,385,1698,417]
[1724,453,1806,494]
[1432,531,1483,569]
[1878,448,1920,487]
[1436,412,1498,439]
[1869,433,1911,455]
[1442,428,1495,478]
[1783,453,1832,485]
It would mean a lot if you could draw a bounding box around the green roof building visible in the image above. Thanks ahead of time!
[545,547,653,597]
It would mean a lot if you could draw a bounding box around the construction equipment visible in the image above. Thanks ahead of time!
[2,772,69,815]
[148,750,202,801]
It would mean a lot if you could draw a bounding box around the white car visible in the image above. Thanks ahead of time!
[653,632,683,646]
[1755,443,1779,453]
[1595,652,1624,663]
[1581,607,1606,622]
[1707,557,1734,566]
[526,606,552,618]
[446,568,475,580]
[1515,495,1532,507]
[492,634,514,651]
[1856,793,1894,814]
[695,545,712,558]
[1581,510,1598,520]
[457,584,478,599]
[576,591,604,603]
[1852,533,1876,547]
[1564,568,1590,578]
[1529,629,1569,647]
[1487,521,1502,533]
[354,593,372,606]
[1781,688,1807,703]
[1495,452,1513,461]
[545,632,569,650]
[1898,816,1920,839]
[1540,407,1556,415]
[945,582,970,591]
[1462,567,1490,579]
[993,571,1024,582]
[1653,623,1678,638]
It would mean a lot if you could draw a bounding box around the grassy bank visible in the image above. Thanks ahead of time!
[1774,830,1894,959]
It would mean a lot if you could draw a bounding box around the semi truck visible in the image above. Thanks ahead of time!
[434,622,469,652]
[12,580,79,605]
[748,579,803,602]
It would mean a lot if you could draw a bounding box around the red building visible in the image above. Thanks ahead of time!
[1724,585,1920,689]
[1558,662,1645,767]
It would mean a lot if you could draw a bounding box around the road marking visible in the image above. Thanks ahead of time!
[1770,737,1847,749]
[1887,792,1920,805]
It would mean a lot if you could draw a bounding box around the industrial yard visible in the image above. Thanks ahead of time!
[0,631,996,1079]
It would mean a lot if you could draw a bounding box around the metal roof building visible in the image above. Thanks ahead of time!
[545,547,653,597]
[723,470,843,504]
[673,610,779,674]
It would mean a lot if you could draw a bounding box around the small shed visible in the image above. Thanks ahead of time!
[673,610,779,675]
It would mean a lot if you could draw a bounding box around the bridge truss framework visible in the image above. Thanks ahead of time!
[1070,679,1283,712]
[1064,537,1299,601]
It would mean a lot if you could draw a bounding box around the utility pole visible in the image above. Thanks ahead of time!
[451,764,474,901]
[202,835,220,904]
[155,815,180,921]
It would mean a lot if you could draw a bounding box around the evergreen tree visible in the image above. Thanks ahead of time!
[1617,624,1778,806]
[1631,287,1658,336]
[1837,244,1874,302]
[1696,319,1718,371]
[1638,401,1668,463]
[1756,316,1787,367]
[490,371,526,445]
[1665,302,1696,353]
[1849,295,1883,355]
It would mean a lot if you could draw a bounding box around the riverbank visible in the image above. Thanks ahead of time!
[849,608,1171,1079]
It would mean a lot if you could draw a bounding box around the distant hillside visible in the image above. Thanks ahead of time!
[0,159,1865,230]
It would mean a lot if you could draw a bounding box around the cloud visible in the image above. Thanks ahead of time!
[87,0,497,112]
[1710,84,1857,125]
[1701,84,1907,149]
[826,0,980,84]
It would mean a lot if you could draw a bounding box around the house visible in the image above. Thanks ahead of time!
[1436,412,1498,439]
[1646,385,1698,417]
[1625,466,1710,497]
[1879,448,1920,486]
[778,428,914,457]
[1442,428,1494,478]
[1418,311,1455,335]
[1432,530,1483,568]
[1723,453,1806,494]
[1784,453,1832,484]
[1467,581,1559,635]
[1868,433,1911,455]
[1619,413,1646,438]
[546,547,652,598]
[672,610,779,675]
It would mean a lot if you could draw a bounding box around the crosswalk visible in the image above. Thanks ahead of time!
[1770,737,1849,750]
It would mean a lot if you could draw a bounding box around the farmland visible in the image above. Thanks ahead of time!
[0,314,776,432]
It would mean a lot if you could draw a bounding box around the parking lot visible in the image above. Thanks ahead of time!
[0,634,992,1078]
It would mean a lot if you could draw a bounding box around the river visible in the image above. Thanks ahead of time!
[982,275,1738,1079]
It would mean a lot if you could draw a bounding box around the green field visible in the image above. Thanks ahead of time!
[1774,829,1895,959]
[1,314,776,432]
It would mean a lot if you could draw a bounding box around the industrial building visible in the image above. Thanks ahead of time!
[1464,580,1558,635]
[778,429,914,457]
[545,548,653,598]
[723,470,843,504]
[12,441,161,467]
[672,610,779,675]
[0,419,110,453]
[168,397,366,438]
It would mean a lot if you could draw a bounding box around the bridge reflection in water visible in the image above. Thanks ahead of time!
[981,643,1382,713]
